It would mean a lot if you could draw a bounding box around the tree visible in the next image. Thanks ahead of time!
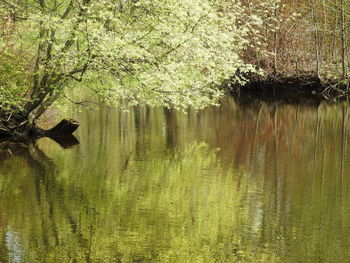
[0,0,257,139]
[240,0,350,83]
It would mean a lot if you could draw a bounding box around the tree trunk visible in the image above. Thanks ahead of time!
[312,0,321,78]
[273,0,280,78]
[340,0,347,79]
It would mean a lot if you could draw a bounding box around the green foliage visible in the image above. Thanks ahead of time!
[0,7,35,112]
[1,0,259,114]
[0,54,29,109]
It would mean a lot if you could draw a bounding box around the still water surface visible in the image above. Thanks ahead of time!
[1,97,350,262]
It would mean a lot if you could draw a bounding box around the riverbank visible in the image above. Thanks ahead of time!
[230,74,350,103]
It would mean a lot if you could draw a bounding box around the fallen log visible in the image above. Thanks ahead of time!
[43,119,79,137]
[0,117,79,142]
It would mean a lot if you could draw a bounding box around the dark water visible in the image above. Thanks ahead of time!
[1,97,350,263]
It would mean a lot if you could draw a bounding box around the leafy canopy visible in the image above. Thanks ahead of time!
[1,0,258,112]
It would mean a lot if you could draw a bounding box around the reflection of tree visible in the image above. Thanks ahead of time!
[166,98,350,262]
[0,136,87,262]
[2,101,350,262]
[164,108,178,149]
[0,138,276,262]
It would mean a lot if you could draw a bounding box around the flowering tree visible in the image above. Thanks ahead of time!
[0,0,257,138]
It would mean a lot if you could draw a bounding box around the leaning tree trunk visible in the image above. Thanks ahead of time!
[0,83,79,140]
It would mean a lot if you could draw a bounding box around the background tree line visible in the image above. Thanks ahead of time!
[241,0,350,81]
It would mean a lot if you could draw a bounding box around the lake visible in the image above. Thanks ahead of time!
[1,96,350,263]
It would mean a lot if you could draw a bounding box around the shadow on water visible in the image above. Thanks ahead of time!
[232,89,324,107]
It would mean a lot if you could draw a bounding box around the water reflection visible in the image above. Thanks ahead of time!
[1,97,350,262]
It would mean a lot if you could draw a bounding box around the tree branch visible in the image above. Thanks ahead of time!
[61,0,74,19]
